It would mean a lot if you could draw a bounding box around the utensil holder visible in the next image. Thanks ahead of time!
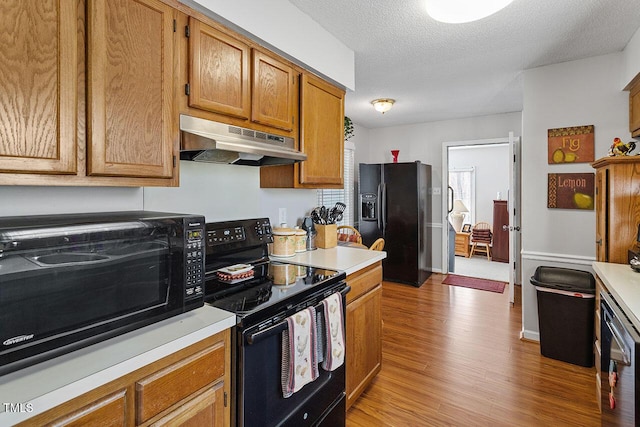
[315,224,337,248]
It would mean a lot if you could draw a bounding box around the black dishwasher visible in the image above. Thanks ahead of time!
[600,290,640,426]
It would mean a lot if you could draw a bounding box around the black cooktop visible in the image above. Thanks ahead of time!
[205,260,344,321]
[202,217,346,326]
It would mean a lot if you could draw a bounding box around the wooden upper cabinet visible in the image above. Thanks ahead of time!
[260,73,344,189]
[629,79,640,137]
[0,0,77,174]
[188,17,250,119]
[87,0,175,178]
[299,73,344,186]
[252,50,296,132]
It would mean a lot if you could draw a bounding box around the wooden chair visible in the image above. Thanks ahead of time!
[369,238,385,251]
[337,225,362,244]
[469,222,492,260]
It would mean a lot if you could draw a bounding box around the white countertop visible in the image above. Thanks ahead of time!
[0,305,235,426]
[593,261,640,330]
[271,245,386,275]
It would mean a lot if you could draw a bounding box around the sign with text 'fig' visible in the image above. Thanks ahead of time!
[547,125,595,164]
[547,173,595,210]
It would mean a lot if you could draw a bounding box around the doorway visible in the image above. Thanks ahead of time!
[441,134,521,304]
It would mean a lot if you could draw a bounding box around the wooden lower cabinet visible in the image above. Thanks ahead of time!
[17,330,230,427]
[149,384,224,427]
[45,390,127,427]
[346,262,383,410]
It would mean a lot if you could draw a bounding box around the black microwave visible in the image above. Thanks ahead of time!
[0,211,205,376]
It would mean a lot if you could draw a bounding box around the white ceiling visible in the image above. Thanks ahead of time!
[287,0,640,129]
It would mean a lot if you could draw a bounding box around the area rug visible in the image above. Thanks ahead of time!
[442,274,506,293]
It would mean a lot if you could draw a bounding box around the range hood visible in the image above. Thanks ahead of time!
[179,115,306,166]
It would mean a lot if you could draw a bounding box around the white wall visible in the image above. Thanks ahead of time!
[623,26,640,88]
[356,112,522,271]
[448,144,510,226]
[0,186,142,216]
[143,161,317,227]
[520,52,630,340]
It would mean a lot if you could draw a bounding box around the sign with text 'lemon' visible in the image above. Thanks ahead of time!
[547,173,595,210]
[547,125,595,164]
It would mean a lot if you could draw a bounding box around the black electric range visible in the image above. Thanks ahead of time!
[202,217,347,427]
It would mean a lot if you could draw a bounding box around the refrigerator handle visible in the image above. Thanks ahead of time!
[381,183,387,234]
[376,183,382,231]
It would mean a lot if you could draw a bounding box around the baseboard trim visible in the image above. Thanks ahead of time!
[520,329,540,342]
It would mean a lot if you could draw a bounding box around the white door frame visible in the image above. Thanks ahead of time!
[441,135,521,303]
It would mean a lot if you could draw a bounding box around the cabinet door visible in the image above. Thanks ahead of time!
[136,344,225,424]
[595,167,608,261]
[299,74,344,186]
[630,82,640,136]
[252,50,295,131]
[48,390,127,427]
[149,384,224,427]
[88,0,175,178]
[346,283,382,409]
[0,0,77,174]
[188,18,250,119]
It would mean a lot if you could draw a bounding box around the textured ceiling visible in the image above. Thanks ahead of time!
[288,0,640,129]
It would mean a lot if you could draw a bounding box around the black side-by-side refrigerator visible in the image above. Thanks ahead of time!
[358,161,432,287]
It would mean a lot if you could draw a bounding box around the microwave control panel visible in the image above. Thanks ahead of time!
[185,221,205,299]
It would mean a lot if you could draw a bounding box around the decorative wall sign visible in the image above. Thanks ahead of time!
[547,173,595,210]
[547,125,595,164]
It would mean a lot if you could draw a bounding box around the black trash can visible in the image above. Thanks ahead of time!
[530,266,595,367]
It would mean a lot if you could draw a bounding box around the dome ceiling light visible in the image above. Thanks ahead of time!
[371,98,395,114]
[425,0,515,24]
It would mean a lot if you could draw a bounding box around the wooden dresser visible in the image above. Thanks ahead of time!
[492,200,509,263]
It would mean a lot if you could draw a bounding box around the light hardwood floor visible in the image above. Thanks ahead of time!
[346,274,600,426]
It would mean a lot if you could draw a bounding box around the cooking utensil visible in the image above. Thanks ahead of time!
[319,206,328,224]
[326,202,346,224]
[311,207,322,224]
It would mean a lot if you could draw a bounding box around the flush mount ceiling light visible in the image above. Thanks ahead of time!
[371,98,395,114]
[425,0,515,24]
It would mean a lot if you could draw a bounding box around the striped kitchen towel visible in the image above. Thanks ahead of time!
[321,292,345,371]
[281,307,319,398]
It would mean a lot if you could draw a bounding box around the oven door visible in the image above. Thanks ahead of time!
[236,286,347,427]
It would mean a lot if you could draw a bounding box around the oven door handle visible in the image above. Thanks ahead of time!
[605,317,631,366]
[245,285,350,346]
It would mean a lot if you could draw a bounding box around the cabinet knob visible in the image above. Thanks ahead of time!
[596,239,602,246]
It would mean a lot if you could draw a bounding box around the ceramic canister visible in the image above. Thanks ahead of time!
[294,228,307,252]
[271,227,296,257]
